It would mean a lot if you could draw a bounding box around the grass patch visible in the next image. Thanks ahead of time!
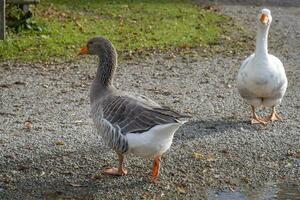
[0,0,231,61]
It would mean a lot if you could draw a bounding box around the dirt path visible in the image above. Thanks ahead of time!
[0,3,299,200]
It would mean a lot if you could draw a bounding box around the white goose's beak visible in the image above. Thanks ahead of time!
[260,13,269,25]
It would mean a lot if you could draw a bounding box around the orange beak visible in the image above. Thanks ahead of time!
[260,14,269,24]
[78,46,88,55]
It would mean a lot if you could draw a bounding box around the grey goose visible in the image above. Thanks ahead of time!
[79,36,190,181]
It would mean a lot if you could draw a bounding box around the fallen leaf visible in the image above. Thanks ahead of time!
[55,141,65,145]
[192,152,205,160]
[295,152,300,158]
[206,154,217,162]
[69,183,83,187]
[193,152,217,161]
[176,186,186,194]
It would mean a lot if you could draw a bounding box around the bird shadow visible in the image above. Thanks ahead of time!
[176,117,265,141]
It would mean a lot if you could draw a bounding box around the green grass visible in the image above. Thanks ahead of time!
[0,0,230,61]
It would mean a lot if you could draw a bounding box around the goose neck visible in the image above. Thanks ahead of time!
[255,25,269,58]
[95,49,117,88]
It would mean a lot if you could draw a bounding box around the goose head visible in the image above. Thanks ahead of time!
[79,36,115,57]
[258,8,272,27]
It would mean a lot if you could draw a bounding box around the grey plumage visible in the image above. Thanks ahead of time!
[100,94,188,134]
[85,36,189,154]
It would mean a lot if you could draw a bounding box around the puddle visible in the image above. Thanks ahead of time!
[208,181,300,200]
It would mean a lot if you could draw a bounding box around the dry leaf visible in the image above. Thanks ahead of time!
[193,152,217,161]
[69,183,82,187]
[176,186,186,194]
[206,154,217,162]
[55,141,65,145]
[192,152,205,160]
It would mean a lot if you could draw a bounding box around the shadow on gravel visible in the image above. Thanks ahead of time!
[179,119,263,139]
[40,176,150,200]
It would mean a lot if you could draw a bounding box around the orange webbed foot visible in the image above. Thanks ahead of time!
[251,116,268,126]
[267,112,282,122]
[103,167,127,176]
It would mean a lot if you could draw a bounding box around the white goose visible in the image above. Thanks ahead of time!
[79,36,189,181]
[237,8,288,125]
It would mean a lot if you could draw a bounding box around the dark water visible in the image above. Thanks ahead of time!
[208,182,300,200]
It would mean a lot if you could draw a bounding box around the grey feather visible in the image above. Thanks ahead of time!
[86,36,189,154]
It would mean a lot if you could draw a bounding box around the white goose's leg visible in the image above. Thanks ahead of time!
[251,105,267,126]
[103,153,127,176]
[151,156,161,182]
[267,106,282,122]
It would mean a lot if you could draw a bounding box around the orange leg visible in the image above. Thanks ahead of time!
[267,106,282,122]
[103,153,127,176]
[151,156,161,182]
[250,105,267,126]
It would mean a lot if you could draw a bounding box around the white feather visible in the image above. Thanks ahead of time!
[237,8,287,108]
[126,121,186,158]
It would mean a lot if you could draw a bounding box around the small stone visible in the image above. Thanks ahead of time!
[286,149,296,156]
[24,120,33,130]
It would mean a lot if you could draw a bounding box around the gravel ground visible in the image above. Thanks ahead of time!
[0,3,300,200]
